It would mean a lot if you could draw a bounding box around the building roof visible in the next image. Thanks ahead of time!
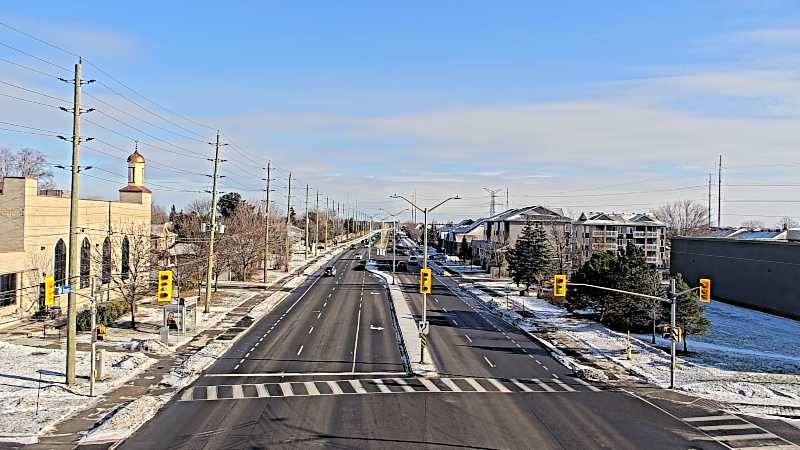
[575,211,665,227]
[127,150,145,163]
[119,185,152,194]
[486,206,571,223]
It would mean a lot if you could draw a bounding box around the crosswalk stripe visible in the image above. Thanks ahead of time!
[231,385,244,399]
[420,378,440,392]
[327,380,344,395]
[180,388,193,401]
[349,379,367,394]
[304,381,320,396]
[464,378,487,392]
[280,382,294,397]
[373,378,392,393]
[697,424,759,431]
[530,378,555,392]
[487,378,511,393]
[551,378,576,392]
[440,378,462,392]
[393,378,415,392]
[510,378,533,392]
[255,384,269,397]
[684,415,739,422]
[206,386,217,400]
[711,433,778,442]
[574,377,601,392]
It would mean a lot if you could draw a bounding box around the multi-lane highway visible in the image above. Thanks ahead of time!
[120,242,738,449]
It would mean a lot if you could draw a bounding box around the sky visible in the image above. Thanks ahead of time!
[2,1,800,226]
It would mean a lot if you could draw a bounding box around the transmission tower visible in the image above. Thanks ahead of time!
[483,187,503,217]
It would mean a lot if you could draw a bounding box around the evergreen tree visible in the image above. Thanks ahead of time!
[667,273,711,352]
[506,220,552,291]
[459,236,470,261]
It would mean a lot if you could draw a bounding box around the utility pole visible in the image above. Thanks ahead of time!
[717,155,722,228]
[285,173,292,272]
[707,173,712,228]
[314,190,320,256]
[204,131,224,314]
[324,196,330,249]
[89,277,97,396]
[669,277,677,389]
[263,162,271,283]
[63,59,92,386]
[506,187,509,210]
[304,184,310,260]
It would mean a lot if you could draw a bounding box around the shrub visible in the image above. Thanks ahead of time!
[76,301,132,331]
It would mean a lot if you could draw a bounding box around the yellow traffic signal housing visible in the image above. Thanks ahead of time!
[698,278,711,303]
[419,268,432,294]
[44,276,55,306]
[157,270,173,303]
[671,326,684,342]
[553,274,567,298]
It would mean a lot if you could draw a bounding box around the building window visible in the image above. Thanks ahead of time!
[0,273,16,307]
[80,238,91,288]
[121,236,130,280]
[102,238,111,284]
[54,239,66,287]
[128,166,135,184]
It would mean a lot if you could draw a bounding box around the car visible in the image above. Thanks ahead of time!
[350,244,356,249]
[323,266,336,277]
[408,256,418,264]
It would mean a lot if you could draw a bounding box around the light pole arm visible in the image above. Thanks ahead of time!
[389,194,424,214]
[428,195,460,213]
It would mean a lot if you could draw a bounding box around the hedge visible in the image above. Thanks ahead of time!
[76,301,131,331]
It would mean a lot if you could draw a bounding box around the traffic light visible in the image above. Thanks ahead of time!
[698,278,711,303]
[44,276,55,306]
[553,274,567,298]
[157,270,173,303]
[671,326,684,342]
[419,268,432,294]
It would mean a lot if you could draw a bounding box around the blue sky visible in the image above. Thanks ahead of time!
[3,1,800,225]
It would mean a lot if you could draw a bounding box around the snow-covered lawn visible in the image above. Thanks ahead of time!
[464,279,800,419]
[0,341,154,441]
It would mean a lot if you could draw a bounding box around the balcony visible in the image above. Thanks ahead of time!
[645,244,658,250]
[646,231,659,238]
[633,231,646,238]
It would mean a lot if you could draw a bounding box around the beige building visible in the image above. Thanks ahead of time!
[0,150,151,325]
[572,212,667,268]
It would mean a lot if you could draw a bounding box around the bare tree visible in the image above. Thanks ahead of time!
[151,204,168,224]
[775,216,798,230]
[94,223,154,329]
[653,200,709,239]
[546,224,571,275]
[0,148,55,188]
[0,148,12,178]
[219,204,264,281]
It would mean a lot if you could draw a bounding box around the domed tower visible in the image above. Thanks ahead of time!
[119,147,151,204]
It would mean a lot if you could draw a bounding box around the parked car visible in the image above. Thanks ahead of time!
[408,256,418,264]
[323,266,337,277]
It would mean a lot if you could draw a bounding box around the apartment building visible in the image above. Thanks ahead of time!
[572,212,667,268]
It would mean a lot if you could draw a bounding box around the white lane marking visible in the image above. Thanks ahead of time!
[464,378,487,392]
[296,345,304,356]
[373,378,392,393]
[327,381,344,395]
[323,302,327,307]
[420,378,440,392]
[530,378,555,392]
[233,364,240,370]
[393,378,415,392]
[574,378,601,392]
[254,342,260,347]
[317,312,322,319]
[434,298,439,303]
[464,334,472,343]
[451,319,459,326]
[698,424,759,431]
[442,307,448,312]
[543,366,550,371]
[351,307,362,372]
[255,383,269,397]
[239,358,245,364]
[349,379,367,394]
[552,378,576,392]
[231,385,244,399]
[304,381,321,396]
[245,352,251,358]
[441,378,462,392]
[205,371,406,377]
[206,386,217,400]
[511,378,533,392]
[700,434,779,442]
[280,382,294,397]
[308,326,314,334]
[684,415,740,422]
[483,356,496,368]
[487,378,511,393]
[180,388,194,401]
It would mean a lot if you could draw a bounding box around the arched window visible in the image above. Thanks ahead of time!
[80,238,91,288]
[121,236,130,280]
[101,238,111,284]
[53,239,66,286]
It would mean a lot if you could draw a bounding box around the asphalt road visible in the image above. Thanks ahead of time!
[120,244,736,449]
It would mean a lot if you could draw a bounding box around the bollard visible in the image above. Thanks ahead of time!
[96,349,106,381]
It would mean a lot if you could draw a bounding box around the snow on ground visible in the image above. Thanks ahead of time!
[0,341,154,440]
[464,278,800,418]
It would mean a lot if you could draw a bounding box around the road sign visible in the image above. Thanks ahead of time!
[420,334,428,349]
[419,267,432,294]
[698,278,711,303]
[157,270,173,303]
[44,276,55,306]
[56,285,71,295]
[418,320,430,335]
[671,326,684,343]
[553,274,567,297]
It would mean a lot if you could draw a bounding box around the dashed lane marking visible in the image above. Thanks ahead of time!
[308,326,314,334]
[483,356,496,368]
[297,345,304,356]
[464,334,472,343]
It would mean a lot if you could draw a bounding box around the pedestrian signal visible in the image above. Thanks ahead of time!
[419,268,432,294]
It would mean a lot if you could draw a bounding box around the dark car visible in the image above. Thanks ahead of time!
[323,266,337,276]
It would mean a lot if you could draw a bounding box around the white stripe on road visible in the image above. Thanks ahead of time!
[464,334,472,343]
[442,307,447,312]
[351,307,362,372]
[304,381,320,396]
[206,371,406,377]
[327,381,344,395]
[487,378,511,392]
[451,319,459,326]
[464,378,487,392]
[531,378,555,392]
[684,415,740,422]
[441,378,462,392]
[206,386,217,400]
[702,433,778,442]
[317,312,322,319]
[574,378,601,392]
[483,356,496,368]
[280,382,294,397]
[393,378,415,392]
[349,379,367,394]
[510,378,533,392]
[308,326,314,334]
[231,384,244,399]
[180,388,193,401]
[420,378,440,392]
[255,383,269,397]
[373,378,392,393]
[698,424,759,431]
[297,345,304,356]
[551,378,576,392]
